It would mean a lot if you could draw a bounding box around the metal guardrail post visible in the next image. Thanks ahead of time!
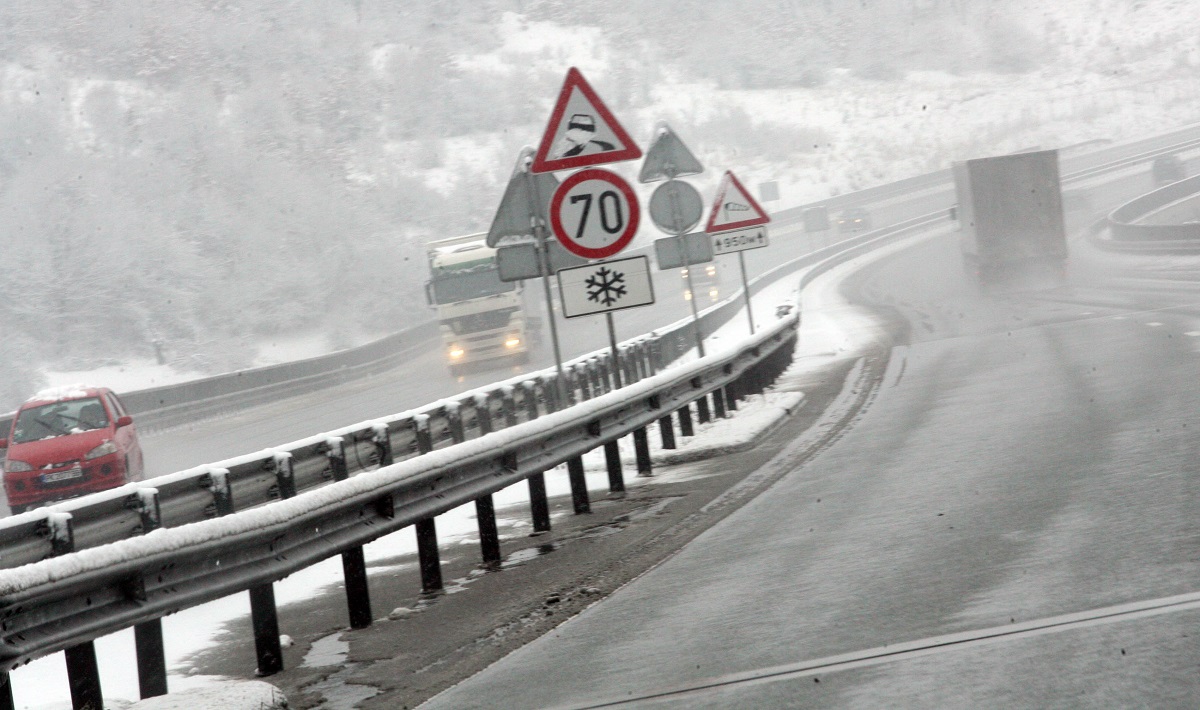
[696,395,711,424]
[206,468,234,516]
[501,387,519,428]
[373,423,394,467]
[324,439,376,630]
[415,415,433,454]
[712,390,727,419]
[133,621,167,700]
[658,415,676,450]
[210,465,283,676]
[133,488,168,700]
[475,495,502,566]
[48,512,105,710]
[522,381,541,421]
[604,441,624,493]
[633,427,652,478]
[273,452,296,500]
[0,673,12,710]
[577,364,592,401]
[567,457,590,514]
[474,394,493,436]
[543,375,562,414]
[326,437,349,482]
[416,518,443,593]
[678,404,694,437]
[528,473,552,534]
[64,639,102,710]
[447,402,465,444]
[470,400,503,566]
[342,546,372,630]
[416,406,463,595]
[724,385,738,412]
[249,584,283,676]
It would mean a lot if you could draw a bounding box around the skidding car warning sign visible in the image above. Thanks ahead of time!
[532,67,642,173]
[705,170,771,233]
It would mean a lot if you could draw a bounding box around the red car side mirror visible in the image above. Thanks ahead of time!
[115,416,134,429]
[0,438,7,449]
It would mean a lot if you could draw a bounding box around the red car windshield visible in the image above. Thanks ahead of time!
[11,397,109,443]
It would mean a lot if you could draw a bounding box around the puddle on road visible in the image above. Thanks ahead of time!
[302,631,380,708]
[302,632,349,668]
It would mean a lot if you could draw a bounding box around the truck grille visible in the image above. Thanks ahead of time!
[450,309,513,334]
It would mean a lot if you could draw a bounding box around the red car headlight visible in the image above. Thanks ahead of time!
[85,441,118,460]
[4,459,32,473]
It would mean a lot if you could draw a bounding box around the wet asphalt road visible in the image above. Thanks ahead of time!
[421,229,1200,708]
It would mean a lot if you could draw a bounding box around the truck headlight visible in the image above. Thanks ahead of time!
[86,441,118,460]
[4,459,32,473]
[504,336,521,349]
[448,345,465,360]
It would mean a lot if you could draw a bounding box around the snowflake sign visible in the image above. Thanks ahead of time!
[586,267,628,306]
[557,255,655,318]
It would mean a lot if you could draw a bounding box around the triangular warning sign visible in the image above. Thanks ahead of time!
[705,170,771,233]
[639,121,703,183]
[531,67,642,174]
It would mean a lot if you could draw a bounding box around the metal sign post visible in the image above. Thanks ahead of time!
[524,168,568,402]
[711,226,769,335]
[666,176,705,357]
[605,312,622,389]
[641,121,707,359]
[738,251,755,335]
[706,171,772,340]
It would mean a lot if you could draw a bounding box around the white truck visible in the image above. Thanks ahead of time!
[425,234,533,375]
[953,150,1068,292]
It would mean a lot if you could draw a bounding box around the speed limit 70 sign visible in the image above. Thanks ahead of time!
[549,168,640,260]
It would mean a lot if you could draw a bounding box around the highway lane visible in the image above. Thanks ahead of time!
[422,212,1200,709]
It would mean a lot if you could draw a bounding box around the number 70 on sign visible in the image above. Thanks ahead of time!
[549,168,641,260]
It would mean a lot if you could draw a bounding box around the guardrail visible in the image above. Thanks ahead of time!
[0,313,798,708]
[1101,174,1200,251]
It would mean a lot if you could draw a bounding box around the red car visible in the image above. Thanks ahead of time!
[1,386,145,514]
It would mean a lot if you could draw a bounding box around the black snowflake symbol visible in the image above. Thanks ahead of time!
[585,266,627,306]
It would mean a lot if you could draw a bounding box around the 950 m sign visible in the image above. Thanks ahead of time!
[550,168,641,260]
[711,226,769,255]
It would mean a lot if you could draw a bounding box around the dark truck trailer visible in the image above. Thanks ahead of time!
[953,149,1068,292]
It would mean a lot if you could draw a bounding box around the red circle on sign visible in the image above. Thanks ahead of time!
[549,168,641,260]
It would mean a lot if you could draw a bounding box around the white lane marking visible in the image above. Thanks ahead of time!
[561,590,1200,709]
[1185,331,1200,337]
[1145,321,1164,327]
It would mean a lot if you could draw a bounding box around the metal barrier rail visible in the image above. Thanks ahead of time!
[1100,174,1200,251]
[0,313,798,675]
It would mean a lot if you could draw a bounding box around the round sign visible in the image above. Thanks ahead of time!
[549,168,641,259]
[648,179,703,235]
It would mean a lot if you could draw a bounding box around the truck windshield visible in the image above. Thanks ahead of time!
[430,267,515,303]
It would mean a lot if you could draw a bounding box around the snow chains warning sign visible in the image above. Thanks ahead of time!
[557,255,655,319]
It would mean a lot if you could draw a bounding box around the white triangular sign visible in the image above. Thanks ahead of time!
[531,67,642,173]
[705,170,771,233]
